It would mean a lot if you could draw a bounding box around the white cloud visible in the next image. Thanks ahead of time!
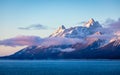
[61,48,75,52]
[40,37,84,47]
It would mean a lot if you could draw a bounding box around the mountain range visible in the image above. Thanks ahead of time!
[1,18,120,59]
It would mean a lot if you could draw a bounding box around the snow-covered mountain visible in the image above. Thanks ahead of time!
[4,38,120,59]
[1,18,120,59]
[50,18,102,38]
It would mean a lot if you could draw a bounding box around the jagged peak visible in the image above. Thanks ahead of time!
[50,19,102,38]
[57,25,66,32]
[49,25,66,37]
[89,18,95,23]
[84,18,95,28]
[59,25,66,30]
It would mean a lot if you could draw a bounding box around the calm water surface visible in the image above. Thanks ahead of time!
[0,60,120,75]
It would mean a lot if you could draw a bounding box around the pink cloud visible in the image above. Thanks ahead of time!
[109,18,120,31]
[0,36,42,47]
[0,36,84,47]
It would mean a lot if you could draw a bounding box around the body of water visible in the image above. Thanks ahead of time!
[0,60,120,75]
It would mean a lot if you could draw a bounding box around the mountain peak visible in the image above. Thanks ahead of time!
[57,25,66,32]
[49,25,66,37]
[89,18,95,23]
[59,25,66,29]
[84,18,95,28]
[50,19,102,38]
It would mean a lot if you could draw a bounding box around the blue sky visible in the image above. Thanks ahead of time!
[0,0,120,39]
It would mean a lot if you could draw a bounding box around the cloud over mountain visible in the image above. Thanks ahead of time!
[0,36,84,47]
[108,18,120,31]
[0,36,42,47]
[89,18,120,40]
[41,37,84,47]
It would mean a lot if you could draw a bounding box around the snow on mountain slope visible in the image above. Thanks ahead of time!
[49,25,66,37]
[110,37,120,46]
[50,18,102,38]
[84,18,102,28]
[84,18,95,28]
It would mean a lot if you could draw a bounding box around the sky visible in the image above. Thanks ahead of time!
[0,0,120,39]
[0,0,120,56]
